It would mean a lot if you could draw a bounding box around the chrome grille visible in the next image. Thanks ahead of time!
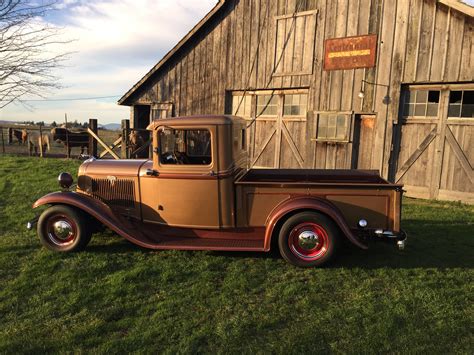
[91,178,136,209]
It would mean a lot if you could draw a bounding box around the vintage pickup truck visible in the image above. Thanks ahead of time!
[30,115,406,267]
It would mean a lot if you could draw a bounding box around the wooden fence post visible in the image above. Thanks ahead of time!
[39,124,44,158]
[121,119,130,159]
[89,119,98,158]
[7,127,13,145]
[1,128,5,153]
[64,114,70,158]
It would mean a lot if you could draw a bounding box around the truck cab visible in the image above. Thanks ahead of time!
[31,115,406,267]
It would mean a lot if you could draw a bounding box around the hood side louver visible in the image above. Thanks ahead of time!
[91,178,136,209]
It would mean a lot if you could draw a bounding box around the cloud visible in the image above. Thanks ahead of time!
[1,0,217,124]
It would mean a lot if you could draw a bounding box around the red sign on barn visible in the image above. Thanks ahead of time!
[324,34,377,71]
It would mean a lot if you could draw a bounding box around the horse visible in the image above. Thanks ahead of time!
[27,132,51,156]
[12,129,28,145]
[51,127,89,156]
[128,131,145,158]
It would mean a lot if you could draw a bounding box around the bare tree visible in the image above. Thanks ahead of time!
[0,0,69,109]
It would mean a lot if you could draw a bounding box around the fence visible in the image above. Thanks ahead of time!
[86,119,151,160]
[0,119,151,160]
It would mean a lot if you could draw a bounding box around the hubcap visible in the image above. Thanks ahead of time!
[288,222,329,261]
[47,216,76,246]
[298,231,320,250]
[53,220,73,240]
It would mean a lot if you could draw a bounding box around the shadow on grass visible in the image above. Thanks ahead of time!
[79,218,474,269]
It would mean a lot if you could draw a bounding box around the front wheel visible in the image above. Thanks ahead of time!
[37,205,92,252]
[278,212,341,267]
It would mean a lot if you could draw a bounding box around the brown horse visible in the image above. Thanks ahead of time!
[51,127,89,156]
[28,132,51,156]
[128,131,145,158]
[12,129,28,145]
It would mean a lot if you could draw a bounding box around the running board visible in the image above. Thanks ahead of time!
[140,235,265,251]
[116,216,266,251]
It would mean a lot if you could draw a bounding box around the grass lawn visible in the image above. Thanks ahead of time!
[0,155,473,353]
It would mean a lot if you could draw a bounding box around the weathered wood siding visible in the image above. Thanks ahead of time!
[126,0,473,202]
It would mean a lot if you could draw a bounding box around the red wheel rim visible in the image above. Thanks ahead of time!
[46,214,77,246]
[288,222,330,260]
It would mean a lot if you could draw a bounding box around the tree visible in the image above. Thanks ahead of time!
[50,120,57,127]
[0,1,69,109]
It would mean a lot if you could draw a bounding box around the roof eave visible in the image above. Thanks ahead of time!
[438,0,474,18]
[118,0,227,106]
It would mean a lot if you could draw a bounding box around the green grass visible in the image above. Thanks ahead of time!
[0,155,473,354]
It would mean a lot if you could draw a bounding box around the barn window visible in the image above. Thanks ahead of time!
[448,90,473,118]
[151,103,173,119]
[402,89,440,118]
[284,94,308,116]
[227,89,309,121]
[273,10,318,76]
[316,113,352,142]
[232,95,252,118]
[256,95,278,116]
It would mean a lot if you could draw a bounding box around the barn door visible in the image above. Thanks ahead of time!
[391,85,473,202]
[438,89,473,202]
[231,91,307,169]
[250,93,307,168]
[391,89,442,198]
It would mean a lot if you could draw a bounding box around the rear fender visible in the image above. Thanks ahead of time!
[264,196,368,251]
[32,191,147,247]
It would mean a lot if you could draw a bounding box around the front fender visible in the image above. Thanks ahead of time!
[264,196,368,251]
[33,191,154,249]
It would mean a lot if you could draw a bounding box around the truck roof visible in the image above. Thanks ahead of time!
[147,115,243,130]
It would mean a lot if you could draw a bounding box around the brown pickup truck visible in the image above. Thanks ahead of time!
[30,115,406,267]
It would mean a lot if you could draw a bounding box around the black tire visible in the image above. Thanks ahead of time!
[278,211,341,267]
[37,205,92,252]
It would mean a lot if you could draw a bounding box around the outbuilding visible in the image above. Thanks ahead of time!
[118,0,474,203]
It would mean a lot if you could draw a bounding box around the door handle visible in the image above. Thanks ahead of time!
[146,169,159,176]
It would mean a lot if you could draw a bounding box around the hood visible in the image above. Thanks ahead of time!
[80,158,148,177]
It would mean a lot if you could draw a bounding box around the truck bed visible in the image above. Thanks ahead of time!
[236,169,394,186]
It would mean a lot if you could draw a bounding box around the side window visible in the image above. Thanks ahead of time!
[402,89,440,118]
[448,90,473,118]
[159,129,211,165]
[316,113,352,142]
[284,94,308,116]
[232,94,252,118]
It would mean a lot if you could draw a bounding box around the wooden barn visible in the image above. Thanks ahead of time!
[118,0,474,203]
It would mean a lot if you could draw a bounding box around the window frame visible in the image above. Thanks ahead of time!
[313,111,354,143]
[447,90,474,120]
[157,127,213,168]
[273,10,318,77]
[401,89,441,119]
[228,89,309,122]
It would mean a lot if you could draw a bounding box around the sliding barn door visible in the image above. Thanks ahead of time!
[391,85,473,203]
[231,91,308,169]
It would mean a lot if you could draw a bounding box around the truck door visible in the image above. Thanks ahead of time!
[139,126,220,228]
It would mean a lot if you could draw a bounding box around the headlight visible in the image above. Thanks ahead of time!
[58,172,73,189]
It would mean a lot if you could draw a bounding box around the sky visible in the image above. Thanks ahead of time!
[0,0,217,125]
[1,0,473,125]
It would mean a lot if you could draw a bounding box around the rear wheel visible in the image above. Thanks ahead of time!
[278,211,341,267]
[37,205,92,252]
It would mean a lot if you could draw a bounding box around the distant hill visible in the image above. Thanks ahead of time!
[100,123,121,131]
